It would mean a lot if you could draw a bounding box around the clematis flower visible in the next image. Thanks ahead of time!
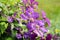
[41,10,50,26]
[20,0,51,38]
[26,21,47,37]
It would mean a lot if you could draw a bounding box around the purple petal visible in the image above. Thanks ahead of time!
[35,20,45,27]
[44,18,51,26]
[30,0,35,4]
[34,30,43,37]
[40,27,48,33]
[26,22,34,31]
[32,12,39,19]
[28,7,34,13]
[33,1,38,5]
[20,14,28,20]
[41,10,46,18]
[16,33,22,39]
[25,11,31,17]
[7,16,13,23]
[24,32,29,38]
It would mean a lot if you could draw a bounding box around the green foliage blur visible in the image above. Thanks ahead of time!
[0,0,60,40]
[0,0,21,40]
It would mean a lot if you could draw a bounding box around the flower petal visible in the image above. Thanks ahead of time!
[41,10,46,18]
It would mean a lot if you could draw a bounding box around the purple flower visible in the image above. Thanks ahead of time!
[41,10,50,26]
[26,22,44,37]
[16,33,22,39]
[44,18,51,26]
[20,14,28,20]
[35,20,45,27]
[46,34,52,40]
[24,32,30,39]
[29,7,34,13]
[40,27,48,33]
[25,11,39,19]
[41,10,46,18]
[26,22,34,31]
[20,0,51,38]
[25,11,31,17]
[30,0,35,4]
[32,12,39,19]
[7,16,13,23]
[33,1,38,5]
[34,30,44,37]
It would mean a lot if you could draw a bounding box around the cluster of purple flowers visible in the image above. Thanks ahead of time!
[20,0,50,37]
[7,0,51,40]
